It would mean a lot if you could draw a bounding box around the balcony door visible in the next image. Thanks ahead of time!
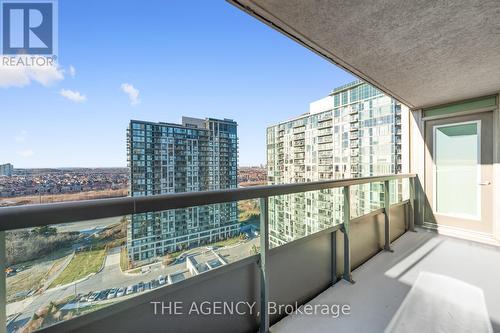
[424,112,493,234]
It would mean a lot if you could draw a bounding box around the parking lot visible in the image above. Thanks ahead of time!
[8,236,260,333]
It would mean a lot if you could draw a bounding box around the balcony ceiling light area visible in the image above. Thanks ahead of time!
[229,0,500,109]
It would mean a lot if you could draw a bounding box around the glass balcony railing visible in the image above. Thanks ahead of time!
[0,174,416,333]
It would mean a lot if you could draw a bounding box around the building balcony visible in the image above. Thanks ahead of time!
[294,153,305,159]
[4,0,500,331]
[317,137,333,144]
[318,151,332,158]
[318,121,332,129]
[292,126,306,133]
[293,140,305,147]
[293,133,305,140]
[0,175,424,333]
[273,230,500,332]
[317,144,333,151]
[228,0,500,329]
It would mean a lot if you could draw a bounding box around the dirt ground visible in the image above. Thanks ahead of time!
[0,188,127,207]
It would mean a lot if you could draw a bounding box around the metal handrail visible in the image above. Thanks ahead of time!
[0,173,417,333]
[0,174,415,231]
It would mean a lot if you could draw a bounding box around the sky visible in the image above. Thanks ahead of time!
[0,0,355,168]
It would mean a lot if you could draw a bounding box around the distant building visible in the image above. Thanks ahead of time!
[0,164,13,177]
[266,80,409,247]
[127,117,239,264]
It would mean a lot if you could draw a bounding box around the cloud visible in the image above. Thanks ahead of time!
[17,149,34,158]
[60,89,87,103]
[121,83,140,106]
[14,130,28,142]
[69,65,76,78]
[0,60,64,88]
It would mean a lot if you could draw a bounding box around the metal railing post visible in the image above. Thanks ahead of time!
[0,231,6,333]
[259,197,269,333]
[383,180,393,252]
[409,177,416,232]
[331,230,337,285]
[342,186,354,283]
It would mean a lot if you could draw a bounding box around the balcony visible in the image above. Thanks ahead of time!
[318,121,332,129]
[292,126,305,133]
[293,140,305,147]
[317,128,332,136]
[273,230,500,332]
[317,136,332,144]
[4,0,500,331]
[229,0,500,331]
[0,175,419,333]
[293,133,305,140]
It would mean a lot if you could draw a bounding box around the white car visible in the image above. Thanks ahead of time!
[126,285,134,295]
[107,288,117,299]
[116,287,125,297]
[158,275,166,285]
[88,292,99,302]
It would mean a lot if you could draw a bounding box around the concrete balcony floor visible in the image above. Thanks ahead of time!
[272,229,500,333]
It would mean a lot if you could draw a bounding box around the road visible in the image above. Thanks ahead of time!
[56,216,123,233]
[7,238,259,333]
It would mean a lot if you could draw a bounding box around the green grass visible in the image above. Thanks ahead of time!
[49,249,106,288]
[168,250,183,259]
[238,199,260,222]
[120,247,130,271]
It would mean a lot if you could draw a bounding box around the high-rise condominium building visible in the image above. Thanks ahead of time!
[266,80,409,247]
[127,117,239,264]
[0,163,13,177]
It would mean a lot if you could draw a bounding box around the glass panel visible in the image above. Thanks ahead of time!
[435,122,479,217]
[389,179,408,205]
[268,189,343,248]
[5,200,260,331]
[350,183,383,219]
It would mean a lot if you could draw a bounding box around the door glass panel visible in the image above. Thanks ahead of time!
[435,122,479,217]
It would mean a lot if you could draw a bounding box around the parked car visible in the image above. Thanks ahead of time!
[5,267,17,277]
[98,290,109,300]
[116,287,125,297]
[144,282,151,291]
[158,275,166,285]
[107,288,117,299]
[137,282,144,292]
[126,285,134,295]
[88,292,100,302]
[80,292,93,302]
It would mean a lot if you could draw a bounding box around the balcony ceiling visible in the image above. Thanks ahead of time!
[229,0,500,109]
